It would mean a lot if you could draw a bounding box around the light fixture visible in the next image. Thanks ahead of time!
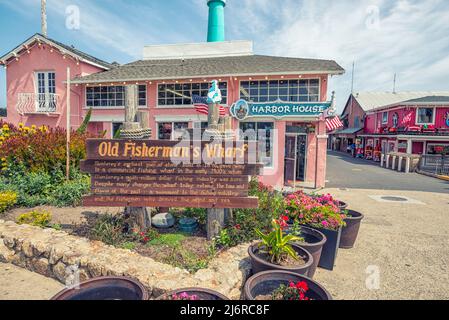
[281,76,285,79]
[149,81,152,85]
[189,79,193,82]
[249,77,252,80]
[265,76,268,80]
[234,77,237,81]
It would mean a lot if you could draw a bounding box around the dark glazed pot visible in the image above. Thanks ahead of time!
[156,288,229,300]
[285,226,327,279]
[51,276,149,300]
[340,210,364,249]
[244,270,332,300]
[337,201,348,211]
[248,243,313,276]
[305,225,342,271]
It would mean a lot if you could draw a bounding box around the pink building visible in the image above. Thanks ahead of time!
[1,34,344,189]
[330,92,449,159]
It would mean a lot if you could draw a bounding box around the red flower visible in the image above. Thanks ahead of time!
[296,281,309,292]
[235,224,241,230]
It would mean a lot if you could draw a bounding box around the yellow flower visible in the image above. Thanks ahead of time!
[31,125,37,130]
[18,123,24,128]
[3,133,9,138]
[0,136,5,141]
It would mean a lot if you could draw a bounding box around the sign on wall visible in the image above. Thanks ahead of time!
[80,139,260,209]
[230,99,332,121]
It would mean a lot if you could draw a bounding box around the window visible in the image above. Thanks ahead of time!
[158,82,228,106]
[354,116,360,128]
[427,143,449,155]
[157,122,189,140]
[382,112,388,124]
[392,113,399,128]
[240,122,274,167]
[112,122,123,138]
[240,79,319,103]
[416,107,434,125]
[36,71,56,111]
[86,85,146,108]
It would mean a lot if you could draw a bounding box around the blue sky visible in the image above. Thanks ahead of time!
[1,0,449,111]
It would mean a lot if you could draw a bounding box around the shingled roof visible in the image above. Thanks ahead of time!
[0,33,114,70]
[72,55,345,84]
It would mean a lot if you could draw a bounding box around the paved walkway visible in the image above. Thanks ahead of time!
[0,263,63,300]
[312,152,449,299]
[326,151,449,193]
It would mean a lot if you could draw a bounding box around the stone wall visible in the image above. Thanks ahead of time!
[0,220,251,299]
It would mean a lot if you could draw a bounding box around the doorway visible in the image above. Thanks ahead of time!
[284,134,307,186]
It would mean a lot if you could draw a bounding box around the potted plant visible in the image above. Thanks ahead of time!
[285,191,346,271]
[340,209,364,249]
[156,288,229,300]
[51,276,149,300]
[248,218,313,276]
[285,220,326,278]
[244,270,332,300]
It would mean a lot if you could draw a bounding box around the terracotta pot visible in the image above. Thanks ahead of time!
[248,243,313,276]
[340,210,364,249]
[285,226,327,279]
[156,288,229,300]
[244,270,332,300]
[51,276,149,300]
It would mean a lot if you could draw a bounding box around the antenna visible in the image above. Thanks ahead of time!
[351,61,355,94]
[393,73,397,93]
[41,0,47,37]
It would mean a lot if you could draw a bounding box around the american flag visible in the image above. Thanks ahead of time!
[192,95,226,116]
[326,116,344,132]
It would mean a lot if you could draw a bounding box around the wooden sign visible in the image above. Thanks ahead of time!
[81,139,260,209]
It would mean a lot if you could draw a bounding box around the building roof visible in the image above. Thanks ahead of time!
[72,54,345,84]
[0,33,113,70]
[332,127,363,135]
[351,92,449,113]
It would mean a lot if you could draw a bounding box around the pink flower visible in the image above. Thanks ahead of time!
[322,221,329,227]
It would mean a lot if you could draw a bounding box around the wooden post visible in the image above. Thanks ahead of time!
[122,85,151,231]
[66,67,71,180]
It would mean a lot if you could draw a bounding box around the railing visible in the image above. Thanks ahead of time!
[418,155,449,176]
[16,93,60,115]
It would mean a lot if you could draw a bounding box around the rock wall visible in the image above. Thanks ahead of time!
[0,220,251,299]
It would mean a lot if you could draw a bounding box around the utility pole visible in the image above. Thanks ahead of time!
[66,67,71,180]
[41,0,47,37]
[393,73,397,93]
[351,61,355,94]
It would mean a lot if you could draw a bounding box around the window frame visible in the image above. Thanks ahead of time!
[238,78,321,103]
[239,121,275,168]
[157,81,228,108]
[382,111,389,124]
[34,71,56,111]
[85,85,147,109]
[157,121,189,140]
[415,107,436,125]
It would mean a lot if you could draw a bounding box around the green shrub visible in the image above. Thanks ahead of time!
[0,191,17,214]
[17,210,52,228]
[51,175,90,207]
[90,214,127,246]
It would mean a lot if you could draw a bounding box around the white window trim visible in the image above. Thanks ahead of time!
[238,78,321,103]
[156,81,228,108]
[415,106,436,125]
[382,111,389,124]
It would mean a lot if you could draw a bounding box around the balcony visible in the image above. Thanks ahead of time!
[16,93,61,116]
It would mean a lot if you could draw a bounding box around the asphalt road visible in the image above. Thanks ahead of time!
[326,151,449,194]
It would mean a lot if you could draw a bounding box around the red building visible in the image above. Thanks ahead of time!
[330,92,449,159]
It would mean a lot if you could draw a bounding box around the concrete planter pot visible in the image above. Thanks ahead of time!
[244,270,332,300]
[156,288,229,300]
[248,242,313,276]
[340,210,364,249]
[51,276,149,300]
[285,226,327,279]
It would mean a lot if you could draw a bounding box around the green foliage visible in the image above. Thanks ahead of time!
[90,214,128,246]
[0,191,17,214]
[162,245,211,274]
[255,221,301,264]
[182,208,207,225]
[121,242,137,250]
[17,210,52,228]
[148,233,186,247]
[76,108,92,134]
[51,174,90,207]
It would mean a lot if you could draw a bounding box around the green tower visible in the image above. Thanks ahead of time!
[207,0,226,42]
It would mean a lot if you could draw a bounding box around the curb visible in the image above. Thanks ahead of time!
[416,170,449,182]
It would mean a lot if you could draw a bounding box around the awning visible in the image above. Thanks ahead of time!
[333,127,363,135]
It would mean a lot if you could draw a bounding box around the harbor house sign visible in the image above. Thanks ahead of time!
[230,99,332,120]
